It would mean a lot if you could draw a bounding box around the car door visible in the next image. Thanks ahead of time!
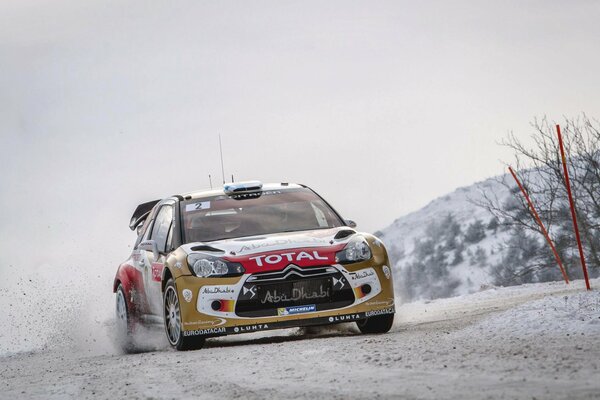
[141,203,174,315]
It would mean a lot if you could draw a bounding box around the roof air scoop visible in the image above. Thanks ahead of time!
[223,181,263,195]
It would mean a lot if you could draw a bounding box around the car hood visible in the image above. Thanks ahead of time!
[181,227,357,273]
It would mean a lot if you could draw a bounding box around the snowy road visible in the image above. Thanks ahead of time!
[1,279,599,400]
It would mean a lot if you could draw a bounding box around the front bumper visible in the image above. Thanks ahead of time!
[175,259,395,338]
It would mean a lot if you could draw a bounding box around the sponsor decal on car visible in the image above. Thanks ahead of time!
[349,269,375,281]
[249,251,328,267]
[328,314,361,322]
[233,324,270,333]
[365,307,395,317]
[262,286,330,304]
[236,237,330,254]
[183,327,226,337]
[201,286,235,295]
[277,304,317,316]
[151,263,163,282]
[183,318,227,327]
[365,298,395,308]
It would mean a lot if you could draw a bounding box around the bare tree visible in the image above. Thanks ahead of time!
[475,115,600,284]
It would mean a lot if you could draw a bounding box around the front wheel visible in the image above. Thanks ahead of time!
[356,313,394,334]
[163,279,205,351]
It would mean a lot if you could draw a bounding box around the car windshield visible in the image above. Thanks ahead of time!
[180,187,344,243]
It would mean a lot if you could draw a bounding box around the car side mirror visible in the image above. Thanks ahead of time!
[139,239,159,260]
[344,219,357,228]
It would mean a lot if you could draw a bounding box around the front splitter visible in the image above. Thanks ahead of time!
[182,307,395,338]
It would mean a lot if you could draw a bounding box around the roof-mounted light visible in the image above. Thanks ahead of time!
[223,180,263,195]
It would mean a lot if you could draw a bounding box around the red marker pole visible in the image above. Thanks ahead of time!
[508,166,569,284]
[556,124,591,290]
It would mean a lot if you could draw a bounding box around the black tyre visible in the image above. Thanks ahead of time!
[163,279,205,351]
[356,313,394,334]
[115,284,137,353]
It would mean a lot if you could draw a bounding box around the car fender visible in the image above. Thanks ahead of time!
[113,262,145,314]
[161,249,192,292]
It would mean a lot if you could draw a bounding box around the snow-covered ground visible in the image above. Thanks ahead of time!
[1,279,598,399]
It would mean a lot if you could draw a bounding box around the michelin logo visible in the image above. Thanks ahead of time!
[278,304,316,316]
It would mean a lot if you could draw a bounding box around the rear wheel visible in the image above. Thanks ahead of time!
[115,284,137,353]
[163,279,205,351]
[356,313,394,334]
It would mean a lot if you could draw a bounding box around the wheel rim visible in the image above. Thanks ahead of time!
[116,289,128,329]
[164,286,181,345]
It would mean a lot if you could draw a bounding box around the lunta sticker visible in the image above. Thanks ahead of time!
[277,304,316,316]
[328,314,361,323]
[233,324,270,333]
[185,201,211,212]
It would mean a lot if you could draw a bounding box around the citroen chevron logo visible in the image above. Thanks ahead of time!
[243,286,256,298]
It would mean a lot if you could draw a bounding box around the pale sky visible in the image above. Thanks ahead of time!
[1,0,599,274]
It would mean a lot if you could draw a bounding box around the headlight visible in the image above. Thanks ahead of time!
[187,253,245,278]
[335,236,372,264]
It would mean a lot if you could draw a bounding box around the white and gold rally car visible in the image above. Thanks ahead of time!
[113,181,395,351]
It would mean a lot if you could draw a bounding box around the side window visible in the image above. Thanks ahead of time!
[133,217,153,249]
[143,219,155,241]
[150,205,174,253]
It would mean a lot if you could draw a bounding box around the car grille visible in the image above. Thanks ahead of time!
[235,264,355,317]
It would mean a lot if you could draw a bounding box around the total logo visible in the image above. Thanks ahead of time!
[249,251,328,267]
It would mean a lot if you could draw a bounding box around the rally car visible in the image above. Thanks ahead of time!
[114,181,395,351]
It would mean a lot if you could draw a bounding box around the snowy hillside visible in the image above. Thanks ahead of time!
[377,176,509,301]
[377,174,574,302]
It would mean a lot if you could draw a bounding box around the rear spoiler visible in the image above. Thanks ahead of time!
[129,200,160,230]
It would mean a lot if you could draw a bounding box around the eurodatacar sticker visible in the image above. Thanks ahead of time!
[277,304,316,316]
